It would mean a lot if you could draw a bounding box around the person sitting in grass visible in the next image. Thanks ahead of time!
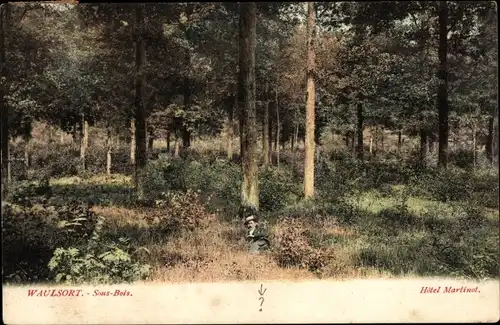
[244,214,270,253]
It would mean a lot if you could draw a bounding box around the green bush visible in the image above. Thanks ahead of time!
[408,167,498,207]
[6,178,52,206]
[22,142,133,181]
[144,155,241,218]
[2,180,150,285]
[48,218,150,284]
[449,149,474,169]
[354,200,499,279]
[30,144,80,179]
[146,189,217,234]
[315,157,361,203]
[2,200,99,283]
[272,217,331,272]
[259,167,300,212]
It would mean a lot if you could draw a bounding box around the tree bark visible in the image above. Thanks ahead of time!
[437,0,449,168]
[80,114,89,171]
[492,105,499,167]
[380,126,385,152]
[182,22,192,150]
[268,107,274,154]
[350,132,354,153]
[292,122,299,152]
[273,115,278,155]
[130,118,136,165]
[147,122,154,152]
[174,135,180,157]
[148,136,154,152]
[275,85,280,169]
[420,128,428,168]
[24,138,29,168]
[486,115,493,163]
[71,122,78,144]
[134,4,147,201]
[238,2,259,212]
[106,128,112,175]
[428,134,435,153]
[472,123,477,169]
[356,103,364,160]
[166,129,171,153]
[344,131,350,149]
[83,119,89,151]
[397,130,402,152]
[182,126,191,148]
[262,81,270,166]
[304,2,316,199]
[227,96,235,160]
[1,4,9,199]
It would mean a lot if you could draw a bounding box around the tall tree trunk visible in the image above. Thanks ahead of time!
[428,134,435,153]
[437,0,449,168]
[397,130,402,153]
[292,122,299,152]
[420,128,428,168]
[106,128,112,175]
[181,24,192,150]
[268,108,274,154]
[486,115,493,163]
[147,123,154,152]
[0,4,9,199]
[148,135,154,152]
[356,103,363,160]
[238,2,259,213]
[24,137,29,168]
[275,85,280,169]
[227,96,235,160]
[344,131,350,149]
[166,129,171,153]
[304,2,316,199]
[83,119,89,151]
[472,123,477,169]
[182,127,191,149]
[130,118,136,165]
[6,148,10,183]
[262,81,270,166]
[492,105,499,167]
[71,122,78,144]
[48,126,54,144]
[174,135,180,157]
[273,118,278,155]
[134,4,147,201]
[80,114,88,171]
[369,136,373,156]
[350,132,355,153]
[283,106,291,151]
[380,126,385,153]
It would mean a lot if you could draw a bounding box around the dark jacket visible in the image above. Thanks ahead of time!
[247,226,270,252]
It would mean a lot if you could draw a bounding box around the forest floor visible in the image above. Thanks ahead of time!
[3,134,499,284]
[48,169,500,282]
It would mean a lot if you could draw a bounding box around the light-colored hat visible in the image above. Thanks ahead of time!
[244,215,258,224]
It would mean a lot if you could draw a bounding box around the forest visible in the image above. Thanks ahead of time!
[1,1,498,284]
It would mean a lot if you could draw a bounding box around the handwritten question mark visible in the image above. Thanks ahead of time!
[258,284,267,312]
